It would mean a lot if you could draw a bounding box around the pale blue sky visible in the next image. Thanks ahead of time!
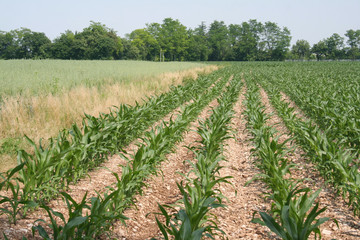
[1,0,359,45]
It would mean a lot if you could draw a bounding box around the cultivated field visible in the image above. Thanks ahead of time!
[0,60,216,172]
[1,62,360,239]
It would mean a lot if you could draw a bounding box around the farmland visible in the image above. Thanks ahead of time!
[1,61,360,239]
[0,60,216,172]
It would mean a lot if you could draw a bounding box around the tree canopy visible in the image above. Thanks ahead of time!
[1,18,359,61]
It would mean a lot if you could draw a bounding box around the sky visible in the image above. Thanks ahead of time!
[1,0,359,46]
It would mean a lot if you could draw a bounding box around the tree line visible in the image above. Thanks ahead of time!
[0,18,359,61]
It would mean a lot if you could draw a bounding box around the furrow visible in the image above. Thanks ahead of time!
[212,87,269,239]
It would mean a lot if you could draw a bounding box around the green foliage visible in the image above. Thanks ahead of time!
[291,40,311,60]
[76,21,123,60]
[186,22,209,61]
[1,66,230,240]
[157,18,189,61]
[0,28,51,59]
[154,74,242,239]
[249,62,360,217]
[128,28,158,60]
[243,76,332,238]
[32,191,127,239]
[207,20,231,61]
[252,188,336,240]
[258,22,291,61]
[345,29,360,59]
[1,19,359,61]
[0,163,37,224]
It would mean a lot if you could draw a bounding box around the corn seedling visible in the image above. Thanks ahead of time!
[154,75,242,239]
[261,82,360,217]
[252,188,337,240]
[0,162,37,224]
[243,77,333,238]
[32,190,127,239]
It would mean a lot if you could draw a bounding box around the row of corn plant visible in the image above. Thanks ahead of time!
[259,80,360,218]
[243,78,334,240]
[153,74,243,240]
[249,62,360,156]
[0,69,227,226]
[4,69,232,239]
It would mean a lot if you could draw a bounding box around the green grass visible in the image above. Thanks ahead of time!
[0,60,207,97]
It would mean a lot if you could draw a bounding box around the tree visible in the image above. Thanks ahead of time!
[345,29,360,59]
[0,31,18,59]
[259,22,291,61]
[325,33,344,59]
[156,18,189,61]
[6,28,51,59]
[228,24,242,60]
[291,39,311,60]
[186,22,209,61]
[146,19,189,61]
[51,30,82,59]
[231,19,262,61]
[128,28,159,60]
[76,21,123,60]
[312,40,328,60]
[1,18,295,61]
[121,38,140,60]
[207,20,230,61]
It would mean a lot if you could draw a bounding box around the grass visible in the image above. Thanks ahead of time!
[0,60,209,97]
[0,60,218,173]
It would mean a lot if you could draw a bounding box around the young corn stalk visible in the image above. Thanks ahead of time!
[26,68,232,240]
[261,81,360,218]
[0,163,37,225]
[243,78,334,240]
[1,68,225,222]
[154,74,243,239]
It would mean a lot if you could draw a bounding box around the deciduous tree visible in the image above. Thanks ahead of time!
[291,39,311,60]
[186,22,209,61]
[345,29,360,59]
[207,20,230,61]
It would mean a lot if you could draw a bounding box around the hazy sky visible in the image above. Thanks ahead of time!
[1,0,359,45]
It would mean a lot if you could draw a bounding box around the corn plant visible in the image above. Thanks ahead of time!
[10,67,226,205]
[262,82,360,217]
[0,162,37,224]
[252,188,337,240]
[154,75,243,239]
[155,182,226,240]
[16,135,68,202]
[32,190,127,239]
[243,77,333,238]
[5,67,230,238]
[248,62,360,156]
